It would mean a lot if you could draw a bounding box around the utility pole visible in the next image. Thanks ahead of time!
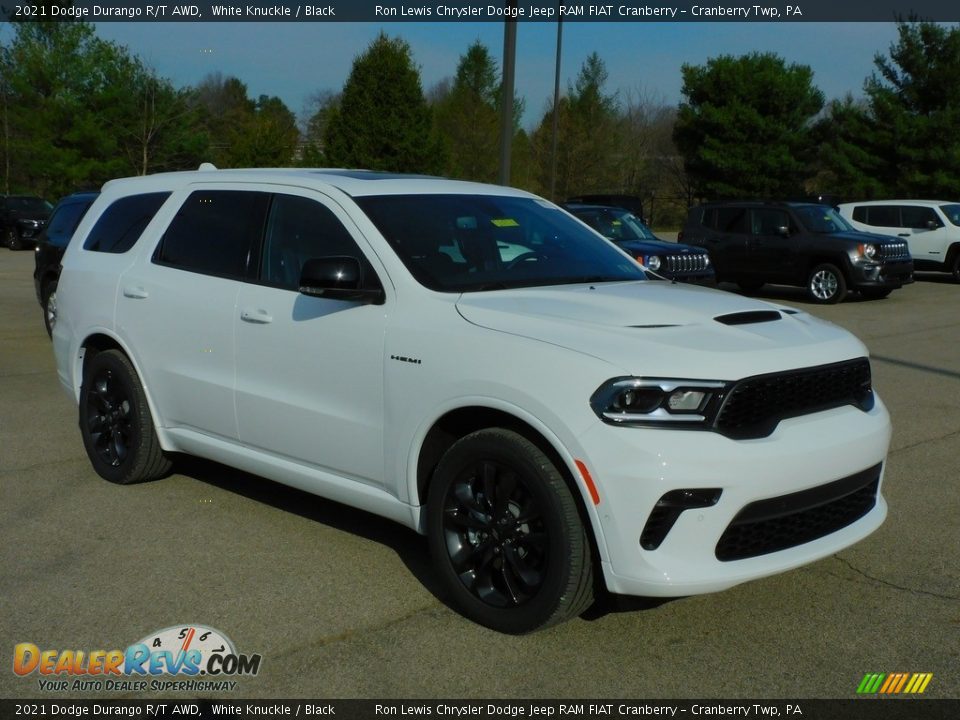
[498,3,517,186]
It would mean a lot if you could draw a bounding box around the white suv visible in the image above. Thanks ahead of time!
[54,167,890,633]
[837,200,960,281]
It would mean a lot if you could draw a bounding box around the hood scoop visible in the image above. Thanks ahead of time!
[714,310,783,326]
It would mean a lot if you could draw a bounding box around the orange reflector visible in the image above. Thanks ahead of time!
[574,459,601,506]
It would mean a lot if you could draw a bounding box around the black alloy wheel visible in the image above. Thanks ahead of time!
[951,252,960,283]
[79,349,171,484]
[42,280,57,338]
[427,428,593,634]
[5,228,21,250]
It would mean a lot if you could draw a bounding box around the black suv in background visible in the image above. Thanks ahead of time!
[680,202,914,303]
[566,203,714,283]
[33,191,99,337]
[1,195,53,250]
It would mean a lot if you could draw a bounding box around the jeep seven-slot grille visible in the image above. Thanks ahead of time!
[715,464,881,561]
[714,358,873,439]
[665,253,710,274]
[878,242,909,261]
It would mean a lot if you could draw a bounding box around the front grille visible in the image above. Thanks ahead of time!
[878,241,909,261]
[714,358,873,440]
[715,464,881,561]
[665,253,710,274]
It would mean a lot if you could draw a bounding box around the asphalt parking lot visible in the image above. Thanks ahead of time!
[1,247,957,700]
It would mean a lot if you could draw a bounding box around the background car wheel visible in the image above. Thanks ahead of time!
[79,349,171,484]
[860,288,891,300]
[737,281,764,294]
[42,281,58,338]
[808,264,847,304]
[5,229,21,250]
[427,428,594,634]
[951,252,960,283]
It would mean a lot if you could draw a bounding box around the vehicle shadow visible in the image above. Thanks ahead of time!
[168,454,673,627]
[913,272,957,284]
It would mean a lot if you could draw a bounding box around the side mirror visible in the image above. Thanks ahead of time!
[299,256,385,304]
[926,219,940,230]
[777,225,790,237]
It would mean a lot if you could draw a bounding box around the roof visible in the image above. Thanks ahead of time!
[99,167,537,200]
[836,199,956,207]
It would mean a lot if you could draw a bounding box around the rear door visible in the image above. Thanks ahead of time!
[706,206,751,278]
[747,207,796,281]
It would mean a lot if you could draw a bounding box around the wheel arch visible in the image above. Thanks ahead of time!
[945,242,960,268]
[76,332,173,451]
[412,405,609,566]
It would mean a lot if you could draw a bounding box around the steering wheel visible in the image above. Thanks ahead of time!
[505,252,548,269]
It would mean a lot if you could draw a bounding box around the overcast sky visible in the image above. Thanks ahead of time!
[84,22,903,126]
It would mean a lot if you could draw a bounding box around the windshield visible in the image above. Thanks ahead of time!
[7,197,52,214]
[356,194,646,292]
[792,205,854,234]
[571,207,658,243]
[940,204,960,227]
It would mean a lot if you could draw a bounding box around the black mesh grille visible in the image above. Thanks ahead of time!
[716,464,881,561]
[714,358,873,439]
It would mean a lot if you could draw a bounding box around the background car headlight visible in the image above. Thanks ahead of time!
[643,255,662,271]
[591,377,728,426]
[857,243,878,260]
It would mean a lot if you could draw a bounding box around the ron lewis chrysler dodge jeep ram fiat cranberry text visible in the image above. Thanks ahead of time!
[53,167,890,633]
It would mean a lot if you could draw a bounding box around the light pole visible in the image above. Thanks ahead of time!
[498,4,518,186]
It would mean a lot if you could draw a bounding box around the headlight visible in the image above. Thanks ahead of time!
[857,243,878,260]
[591,377,728,427]
[643,255,662,271]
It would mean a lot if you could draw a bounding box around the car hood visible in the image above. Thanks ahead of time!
[456,281,866,380]
[823,230,904,245]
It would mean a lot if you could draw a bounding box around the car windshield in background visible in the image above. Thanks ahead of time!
[793,205,854,234]
[356,194,647,292]
[940,204,960,226]
[8,197,52,214]
[576,207,658,243]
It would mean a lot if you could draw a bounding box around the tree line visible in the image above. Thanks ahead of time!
[2,19,958,226]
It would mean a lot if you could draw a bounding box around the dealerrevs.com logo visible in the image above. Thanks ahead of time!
[13,624,262,693]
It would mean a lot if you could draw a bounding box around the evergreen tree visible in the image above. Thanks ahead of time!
[324,33,442,173]
[673,52,824,200]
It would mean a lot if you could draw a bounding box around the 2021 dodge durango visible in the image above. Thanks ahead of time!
[53,168,891,633]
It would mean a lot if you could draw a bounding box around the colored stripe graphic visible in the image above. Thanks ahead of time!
[857,672,932,694]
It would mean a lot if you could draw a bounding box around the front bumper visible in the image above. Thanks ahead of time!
[850,259,914,289]
[577,396,891,597]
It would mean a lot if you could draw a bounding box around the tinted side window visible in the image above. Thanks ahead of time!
[155,191,270,279]
[46,201,92,247]
[260,194,380,291]
[751,209,790,235]
[865,206,899,227]
[715,207,749,234]
[84,193,170,253]
[901,206,941,229]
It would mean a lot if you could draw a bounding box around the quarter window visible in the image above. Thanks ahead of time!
[84,193,170,253]
[714,207,749,234]
[155,191,269,279]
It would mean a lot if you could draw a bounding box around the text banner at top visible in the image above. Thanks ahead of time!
[3,0,960,23]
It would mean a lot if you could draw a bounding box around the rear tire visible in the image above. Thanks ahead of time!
[427,428,594,634]
[808,263,847,304]
[42,280,58,338]
[79,349,171,484]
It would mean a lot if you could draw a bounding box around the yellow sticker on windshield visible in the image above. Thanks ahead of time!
[492,218,519,227]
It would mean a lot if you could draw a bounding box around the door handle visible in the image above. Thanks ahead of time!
[898,233,910,237]
[122,285,149,299]
[240,308,273,324]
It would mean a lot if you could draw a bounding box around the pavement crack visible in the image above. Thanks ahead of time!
[889,427,960,456]
[833,555,959,601]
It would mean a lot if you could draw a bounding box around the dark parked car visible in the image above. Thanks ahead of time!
[680,202,914,303]
[33,192,99,337]
[2,195,53,250]
[566,203,714,283]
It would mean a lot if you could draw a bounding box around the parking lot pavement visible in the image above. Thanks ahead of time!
[1,248,957,699]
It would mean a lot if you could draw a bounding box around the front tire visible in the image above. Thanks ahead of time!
[950,252,960,283]
[808,263,847,304]
[426,428,594,634]
[79,349,171,484]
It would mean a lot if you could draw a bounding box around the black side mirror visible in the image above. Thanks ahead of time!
[777,225,790,237]
[926,219,940,230]
[299,256,385,304]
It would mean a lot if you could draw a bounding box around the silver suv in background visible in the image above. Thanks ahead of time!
[837,200,960,282]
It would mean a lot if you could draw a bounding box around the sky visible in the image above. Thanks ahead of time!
[84,21,903,127]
